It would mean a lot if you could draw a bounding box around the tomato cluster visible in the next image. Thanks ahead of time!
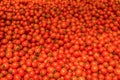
[0,0,120,80]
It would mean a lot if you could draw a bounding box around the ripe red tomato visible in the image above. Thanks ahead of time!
[0,0,119,79]
[60,68,67,76]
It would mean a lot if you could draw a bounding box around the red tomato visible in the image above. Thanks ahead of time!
[0,0,119,79]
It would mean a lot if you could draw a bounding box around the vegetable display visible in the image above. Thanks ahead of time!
[0,0,120,80]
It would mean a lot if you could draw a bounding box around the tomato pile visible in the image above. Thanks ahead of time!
[0,0,120,80]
